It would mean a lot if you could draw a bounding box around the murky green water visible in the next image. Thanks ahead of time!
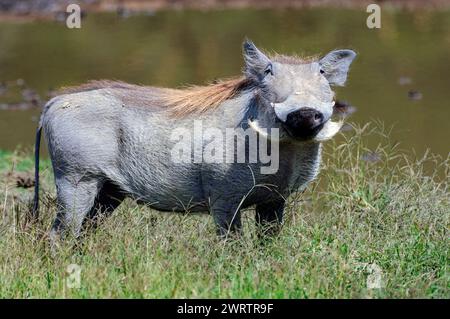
[0,9,449,157]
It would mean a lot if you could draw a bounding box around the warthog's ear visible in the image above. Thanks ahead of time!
[319,49,356,86]
[243,39,273,82]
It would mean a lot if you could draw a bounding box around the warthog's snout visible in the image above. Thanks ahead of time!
[283,107,327,140]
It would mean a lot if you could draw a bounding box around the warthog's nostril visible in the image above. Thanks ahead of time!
[314,113,322,121]
[313,111,324,125]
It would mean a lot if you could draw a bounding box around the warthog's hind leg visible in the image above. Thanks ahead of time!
[50,175,101,243]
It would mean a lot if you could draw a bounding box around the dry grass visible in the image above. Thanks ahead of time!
[0,123,448,298]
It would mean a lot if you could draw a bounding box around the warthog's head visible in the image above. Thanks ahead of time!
[244,40,356,142]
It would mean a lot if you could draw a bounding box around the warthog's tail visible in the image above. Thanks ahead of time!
[32,97,57,220]
[32,123,42,220]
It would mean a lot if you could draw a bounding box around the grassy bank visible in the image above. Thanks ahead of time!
[0,123,448,298]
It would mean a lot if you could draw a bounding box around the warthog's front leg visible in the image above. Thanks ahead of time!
[210,198,242,239]
[255,200,285,237]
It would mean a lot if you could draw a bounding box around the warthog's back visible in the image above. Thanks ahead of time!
[42,88,206,211]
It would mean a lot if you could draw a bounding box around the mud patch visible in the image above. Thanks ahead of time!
[4,171,35,188]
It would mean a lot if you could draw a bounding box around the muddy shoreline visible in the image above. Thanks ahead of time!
[0,0,449,22]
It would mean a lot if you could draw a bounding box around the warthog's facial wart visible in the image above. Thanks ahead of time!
[272,99,334,123]
[243,40,356,142]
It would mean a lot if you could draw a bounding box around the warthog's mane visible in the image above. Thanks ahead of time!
[58,54,315,117]
[59,78,254,117]
[161,77,254,117]
[271,53,317,65]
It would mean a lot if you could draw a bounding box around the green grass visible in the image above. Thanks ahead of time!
[0,123,448,298]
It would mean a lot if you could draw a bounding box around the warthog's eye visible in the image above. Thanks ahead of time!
[264,63,274,76]
[320,69,325,74]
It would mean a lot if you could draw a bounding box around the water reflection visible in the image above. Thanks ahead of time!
[0,8,449,157]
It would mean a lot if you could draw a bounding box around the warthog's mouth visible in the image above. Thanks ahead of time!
[248,118,343,143]
[282,119,343,142]
[282,121,326,141]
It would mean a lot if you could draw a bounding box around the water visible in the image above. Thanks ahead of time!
[0,9,449,157]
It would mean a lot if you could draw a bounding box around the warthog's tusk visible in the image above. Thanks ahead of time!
[313,120,343,142]
[248,119,280,142]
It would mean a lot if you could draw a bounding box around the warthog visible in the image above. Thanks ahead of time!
[33,40,356,239]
